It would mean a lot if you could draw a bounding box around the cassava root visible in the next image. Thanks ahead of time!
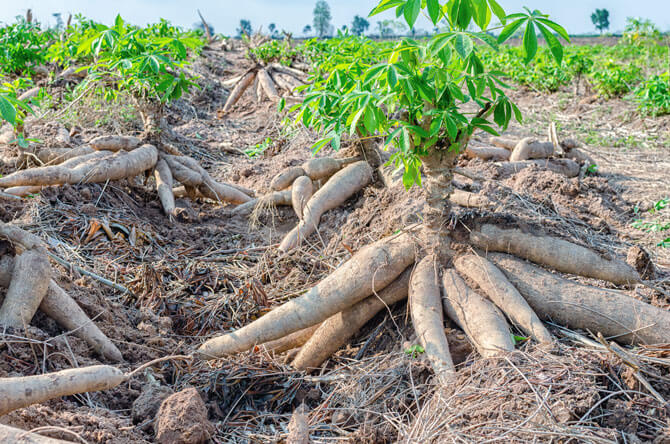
[490,253,670,345]
[291,267,412,370]
[470,224,641,286]
[454,254,553,344]
[196,232,415,359]
[410,256,455,384]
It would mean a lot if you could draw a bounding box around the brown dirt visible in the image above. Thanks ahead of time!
[154,388,213,444]
[0,42,668,443]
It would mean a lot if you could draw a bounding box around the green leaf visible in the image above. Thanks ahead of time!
[454,33,474,60]
[488,0,506,24]
[522,21,538,62]
[364,106,377,134]
[404,0,421,29]
[369,0,405,16]
[536,22,563,64]
[277,97,286,112]
[536,18,570,42]
[497,17,526,43]
[0,96,17,126]
[387,65,398,88]
[427,0,442,24]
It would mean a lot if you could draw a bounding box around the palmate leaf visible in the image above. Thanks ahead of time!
[404,0,421,29]
[0,95,17,125]
[522,19,537,62]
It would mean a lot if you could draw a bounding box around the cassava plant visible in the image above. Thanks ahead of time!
[196,0,669,385]
[0,16,254,219]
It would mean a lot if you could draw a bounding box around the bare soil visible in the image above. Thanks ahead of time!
[0,43,668,443]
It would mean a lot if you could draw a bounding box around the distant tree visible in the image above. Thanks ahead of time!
[313,0,332,38]
[193,21,215,36]
[376,20,391,38]
[237,19,252,37]
[268,23,280,38]
[591,9,610,34]
[303,24,312,36]
[351,15,370,36]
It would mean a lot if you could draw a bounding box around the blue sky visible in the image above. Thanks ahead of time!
[2,1,669,35]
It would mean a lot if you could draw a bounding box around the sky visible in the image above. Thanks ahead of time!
[1,0,669,36]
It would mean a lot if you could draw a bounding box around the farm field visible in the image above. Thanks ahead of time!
[0,2,669,443]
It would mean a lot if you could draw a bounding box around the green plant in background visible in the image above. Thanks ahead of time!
[249,39,297,65]
[404,344,425,358]
[633,198,670,248]
[635,72,670,117]
[588,61,641,98]
[622,17,663,47]
[245,137,273,158]
[0,16,54,75]
[75,15,204,142]
[0,79,38,147]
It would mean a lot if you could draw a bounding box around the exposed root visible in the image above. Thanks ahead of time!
[257,325,319,355]
[279,161,373,252]
[509,137,554,161]
[233,189,292,217]
[0,423,73,443]
[89,135,142,152]
[441,269,514,357]
[450,189,492,208]
[154,158,176,219]
[33,146,94,165]
[494,158,580,178]
[270,166,305,191]
[291,267,412,370]
[291,175,313,220]
[0,365,126,416]
[221,70,257,114]
[0,144,158,188]
[196,232,415,359]
[409,256,455,384]
[269,156,360,191]
[489,253,670,345]
[164,154,252,205]
[470,224,641,286]
[454,254,553,344]
[258,68,280,100]
[0,248,51,328]
[0,225,122,362]
[465,145,510,161]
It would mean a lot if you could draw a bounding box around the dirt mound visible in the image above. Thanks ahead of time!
[154,388,213,444]
[406,345,618,443]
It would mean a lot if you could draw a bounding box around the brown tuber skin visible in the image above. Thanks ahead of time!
[410,256,455,384]
[292,267,412,370]
[470,224,641,286]
[441,269,514,357]
[490,253,670,345]
[0,365,126,415]
[279,161,373,252]
[291,175,313,220]
[509,137,554,161]
[90,135,142,152]
[270,166,306,191]
[0,256,123,362]
[0,145,158,188]
[154,158,176,218]
[454,254,553,344]
[0,249,51,328]
[196,233,415,359]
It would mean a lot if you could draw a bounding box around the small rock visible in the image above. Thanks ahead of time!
[154,388,214,444]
